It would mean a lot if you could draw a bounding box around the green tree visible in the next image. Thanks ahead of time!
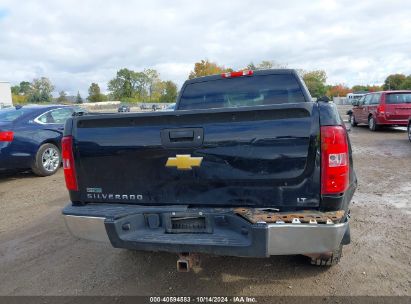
[257,60,274,69]
[351,85,368,92]
[246,62,257,70]
[76,91,83,104]
[301,70,327,98]
[144,69,161,101]
[108,68,149,100]
[87,83,105,102]
[246,60,287,70]
[159,81,178,103]
[109,68,136,99]
[11,85,20,95]
[399,75,411,90]
[19,81,31,95]
[188,59,232,79]
[150,80,166,102]
[383,74,406,90]
[27,77,54,103]
[57,90,68,103]
[12,82,31,95]
[351,84,383,93]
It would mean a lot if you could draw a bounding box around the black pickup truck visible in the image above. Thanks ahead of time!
[62,69,356,270]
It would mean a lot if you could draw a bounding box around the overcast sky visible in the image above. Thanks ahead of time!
[0,0,410,95]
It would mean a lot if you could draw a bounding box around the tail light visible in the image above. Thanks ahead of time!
[321,126,349,195]
[377,104,385,114]
[222,70,253,78]
[0,131,14,142]
[61,135,78,191]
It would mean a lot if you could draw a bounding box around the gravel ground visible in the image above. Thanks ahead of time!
[0,122,410,296]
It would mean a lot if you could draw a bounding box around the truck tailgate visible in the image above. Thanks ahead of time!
[71,103,320,210]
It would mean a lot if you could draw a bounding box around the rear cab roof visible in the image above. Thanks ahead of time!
[183,69,300,85]
[177,69,312,109]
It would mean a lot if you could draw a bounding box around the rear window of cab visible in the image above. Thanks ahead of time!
[178,74,306,110]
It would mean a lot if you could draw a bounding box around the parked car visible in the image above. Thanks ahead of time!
[408,116,411,142]
[117,105,130,112]
[139,103,150,110]
[349,91,411,131]
[152,104,161,111]
[0,104,85,176]
[161,103,176,111]
[62,69,356,270]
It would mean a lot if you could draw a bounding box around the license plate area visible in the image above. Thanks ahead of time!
[165,213,213,234]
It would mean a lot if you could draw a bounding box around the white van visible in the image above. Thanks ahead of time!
[0,82,13,108]
[346,92,366,103]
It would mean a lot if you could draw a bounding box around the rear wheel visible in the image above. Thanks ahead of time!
[368,116,379,131]
[408,122,411,142]
[349,114,357,127]
[32,143,61,176]
[310,244,342,266]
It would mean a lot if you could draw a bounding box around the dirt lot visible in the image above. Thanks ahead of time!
[0,122,410,296]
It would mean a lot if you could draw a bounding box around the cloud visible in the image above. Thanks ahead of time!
[0,0,410,95]
[0,7,8,19]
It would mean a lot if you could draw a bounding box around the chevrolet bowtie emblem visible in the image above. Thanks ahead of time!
[166,154,203,170]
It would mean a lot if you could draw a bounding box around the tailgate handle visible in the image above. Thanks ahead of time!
[169,130,194,141]
[161,128,204,148]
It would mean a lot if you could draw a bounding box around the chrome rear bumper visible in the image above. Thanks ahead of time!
[64,215,110,243]
[63,206,348,257]
[266,222,347,255]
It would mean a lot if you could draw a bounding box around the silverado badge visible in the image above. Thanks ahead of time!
[166,154,203,170]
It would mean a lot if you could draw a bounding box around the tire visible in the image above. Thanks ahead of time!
[349,115,357,127]
[310,244,342,266]
[32,143,61,176]
[368,116,379,131]
[408,122,411,143]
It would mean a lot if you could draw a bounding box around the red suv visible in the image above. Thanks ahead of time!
[350,91,411,131]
